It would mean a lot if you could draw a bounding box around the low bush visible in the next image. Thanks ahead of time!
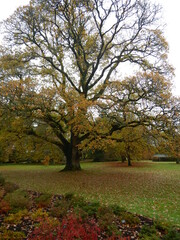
[98,212,120,236]
[154,220,169,233]
[0,200,11,214]
[97,206,120,235]
[64,192,75,201]
[60,214,100,240]
[29,213,100,240]
[4,209,29,224]
[50,199,72,218]
[139,225,159,240]
[74,207,89,220]
[0,227,25,240]
[110,204,126,216]
[79,201,100,217]
[4,189,32,211]
[119,212,140,225]
[97,206,114,217]
[30,208,49,221]
[98,212,115,228]
[64,193,86,209]
[163,228,180,240]
[50,195,100,218]
[71,195,86,208]
[34,193,52,208]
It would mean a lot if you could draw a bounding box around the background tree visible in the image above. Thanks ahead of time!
[0,112,64,164]
[153,130,180,163]
[117,126,151,166]
[0,0,178,170]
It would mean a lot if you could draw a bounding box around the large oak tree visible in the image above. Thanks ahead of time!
[0,0,179,170]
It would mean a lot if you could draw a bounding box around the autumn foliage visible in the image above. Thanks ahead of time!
[29,214,100,240]
[0,0,179,169]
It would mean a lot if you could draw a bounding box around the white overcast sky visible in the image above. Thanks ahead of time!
[0,0,179,96]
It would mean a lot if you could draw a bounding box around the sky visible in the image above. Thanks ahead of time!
[0,0,179,96]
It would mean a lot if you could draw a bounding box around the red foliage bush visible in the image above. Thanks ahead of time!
[29,214,100,240]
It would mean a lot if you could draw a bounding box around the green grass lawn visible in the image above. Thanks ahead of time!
[0,161,180,226]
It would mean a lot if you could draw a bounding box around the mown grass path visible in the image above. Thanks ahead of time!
[0,162,180,226]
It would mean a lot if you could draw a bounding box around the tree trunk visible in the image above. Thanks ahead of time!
[62,134,81,171]
[121,155,126,163]
[127,156,132,166]
[127,146,132,166]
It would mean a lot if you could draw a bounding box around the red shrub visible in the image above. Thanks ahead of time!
[29,214,100,240]
[60,214,100,239]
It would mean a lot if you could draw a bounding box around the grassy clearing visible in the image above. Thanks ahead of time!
[0,161,180,226]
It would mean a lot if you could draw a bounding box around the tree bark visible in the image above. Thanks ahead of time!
[126,146,132,166]
[127,155,132,166]
[62,134,81,171]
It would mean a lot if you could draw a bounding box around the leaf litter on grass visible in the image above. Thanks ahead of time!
[0,162,180,226]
